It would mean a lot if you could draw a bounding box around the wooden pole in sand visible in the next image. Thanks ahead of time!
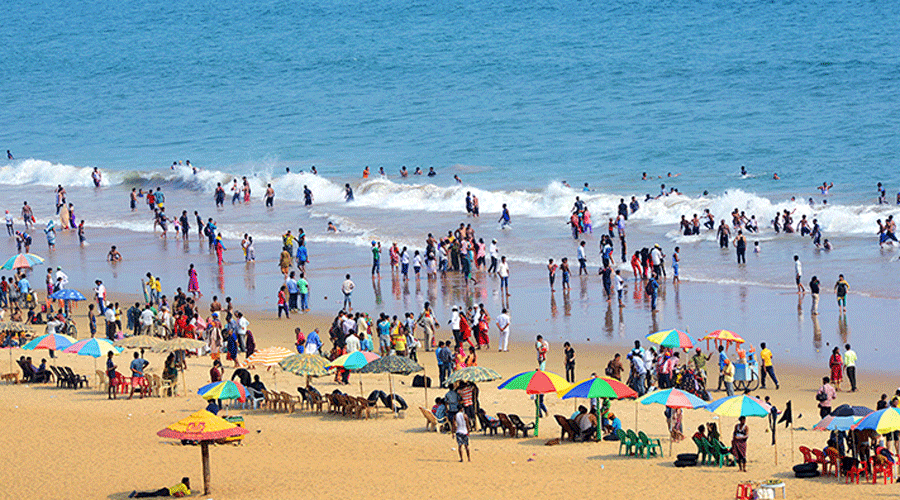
[790,425,794,462]
[773,423,778,465]
[200,441,211,495]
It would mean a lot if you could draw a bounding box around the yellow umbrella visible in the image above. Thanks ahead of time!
[157,410,248,495]
[246,346,293,367]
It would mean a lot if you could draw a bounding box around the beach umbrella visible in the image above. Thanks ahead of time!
[197,380,246,402]
[561,376,638,440]
[700,330,745,351]
[647,329,694,349]
[64,338,123,358]
[704,395,771,418]
[278,353,330,377]
[49,289,86,301]
[830,404,873,417]
[247,346,293,367]
[446,366,502,385]
[813,415,865,431]
[154,337,207,351]
[1,253,44,270]
[23,333,76,352]
[852,408,900,434]
[639,388,708,454]
[157,410,249,495]
[498,370,571,437]
[327,351,380,371]
[358,355,424,413]
[115,335,163,349]
[638,388,707,409]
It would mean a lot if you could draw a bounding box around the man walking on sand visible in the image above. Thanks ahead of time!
[341,274,355,311]
[793,255,805,294]
[759,342,779,390]
[843,344,857,392]
[455,410,471,462]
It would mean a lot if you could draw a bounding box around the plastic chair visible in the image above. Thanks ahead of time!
[798,445,814,463]
[693,436,709,465]
[870,457,895,484]
[626,430,646,457]
[824,448,841,478]
[617,429,633,456]
[812,449,829,473]
[735,483,753,500]
[638,431,663,458]
[846,460,867,484]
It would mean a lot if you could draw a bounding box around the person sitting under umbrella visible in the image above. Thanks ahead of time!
[129,476,190,498]
[573,405,597,440]
[602,412,621,441]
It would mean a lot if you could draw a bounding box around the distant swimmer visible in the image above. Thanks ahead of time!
[498,203,511,229]
[454,174,462,184]
[583,182,591,192]
[6,150,12,160]
[171,161,177,170]
[379,167,386,177]
[818,182,834,195]
[427,167,436,177]
[667,172,681,177]
[303,185,313,206]
[773,173,780,180]
[642,172,648,180]
[327,221,337,232]
[413,167,422,175]
[362,166,369,178]
[107,245,122,262]
[400,166,408,178]
[264,183,275,207]
[741,166,747,176]
[344,183,354,202]
[310,166,317,175]
[91,168,102,187]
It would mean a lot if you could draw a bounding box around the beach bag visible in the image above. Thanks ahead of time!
[815,390,827,402]
[605,365,615,377]
[412,375,431,388]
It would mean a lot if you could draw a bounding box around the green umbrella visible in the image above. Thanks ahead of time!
[358,355,423,413]
[446,366,502,385]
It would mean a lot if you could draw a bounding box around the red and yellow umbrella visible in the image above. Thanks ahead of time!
[700,329,745,351]
[498,370,571,437]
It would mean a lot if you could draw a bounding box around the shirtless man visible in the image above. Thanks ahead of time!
[107,246,122,262]
[264,184,275,207]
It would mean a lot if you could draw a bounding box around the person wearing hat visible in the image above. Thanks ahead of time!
[691,348,711,384]
[723,358,735,396]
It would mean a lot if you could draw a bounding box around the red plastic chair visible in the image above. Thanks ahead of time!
[812,449,831,475]
[824,448,842,478]
[735,483,753,500]
[870,457,895,484]
[798,446,814,463]
[846,460,867,484]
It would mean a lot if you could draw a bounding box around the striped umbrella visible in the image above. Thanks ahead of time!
[499,370,571,437]
[647,329,694,349]
[197,380,246,402]
[700,329,745,351]
[115,335,163,349]
[23,333,76,351]
[852,408,900,434]
[1,253,44,270]
[559,376,637,400]
[704,395,771,418]
[247,346,293,367]
[154,337,206,351]
[358,355,423,413]
[327,351,380,371]
[446,366,502,385]
[278,353,330,377]
[64,338,123,358]
[638,388,706,409]
[814,415,864,431]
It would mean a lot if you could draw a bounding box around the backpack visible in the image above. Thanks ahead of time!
[645,281,654,295]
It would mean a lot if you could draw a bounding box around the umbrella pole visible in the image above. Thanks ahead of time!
[635,401,638,430]
[534,397,540,438]
[790,425,795,463]
[389,374,396,416]
[423,365,427,405]
[200,441,211,495]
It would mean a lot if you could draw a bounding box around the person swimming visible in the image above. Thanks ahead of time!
[740,165,747,176]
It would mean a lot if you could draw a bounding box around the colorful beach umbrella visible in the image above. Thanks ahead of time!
[49,289,86,301]
[704,395,771,418]
[559,376,637,400]
[638,388,707,409]
[154,337,206,351]
[852,408,900,434]
[498,370,571,437]
[23,333,76,351]
[157,410,249,495]
[1,253,44,270]
[63,338,123,358]
[197,380,246,402]
[247,346,293,367]
[278,353,330,377]
[446,366,502,385]
[814,415,864,431]
[647,329,694,349]
[703,329,745,343]
[328,351,380,371]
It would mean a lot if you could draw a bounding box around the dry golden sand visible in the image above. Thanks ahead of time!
[0,312,896,500]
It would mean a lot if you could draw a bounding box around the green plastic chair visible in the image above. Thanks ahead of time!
[626,429,645,457]
[713,440,734,468]
[693,436,709,465]
[706,439,733,467]
[616,429,632,456]
[638,431,663,458]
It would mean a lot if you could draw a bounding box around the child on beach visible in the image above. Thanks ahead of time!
[547,259,557,292]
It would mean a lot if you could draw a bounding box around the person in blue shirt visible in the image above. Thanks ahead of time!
[285,272,299,311]
[498,204,511,229]
[304,328,322,354]
[603,412,622,440]
[128,352,148,399]
[716,345,728,391]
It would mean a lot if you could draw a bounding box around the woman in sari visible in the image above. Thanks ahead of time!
[732,416,749,472]
[829,346,843,391]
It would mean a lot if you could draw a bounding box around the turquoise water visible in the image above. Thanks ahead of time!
[5,0,900,194]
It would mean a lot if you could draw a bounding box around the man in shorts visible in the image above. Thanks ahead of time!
[455,410,471,462]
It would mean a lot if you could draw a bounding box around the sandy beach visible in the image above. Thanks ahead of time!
[1,305,895,500]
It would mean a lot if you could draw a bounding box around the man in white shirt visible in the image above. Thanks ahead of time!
[577,241,587,275]
[55,267,68,288]
[236,311,250,352]
[455,411,471,462]
[793,255,805,294]
[497,256,510,296]
[93,280,107,313]
[341,274,355,311]
[496,309,510,352]
[843,343,858,392]
[341,313,355,337]
[450,306,461,348]
[488,239,499,274]
[139,306,155,336]
[345,331,360,353]
[650,245,662,277]
[615,270,625,306]
[104,306,116,340]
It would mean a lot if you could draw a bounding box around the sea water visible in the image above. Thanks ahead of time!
[2,0,900,362]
